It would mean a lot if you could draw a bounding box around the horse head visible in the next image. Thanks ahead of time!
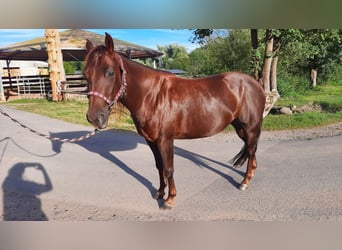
[84,33,126,129]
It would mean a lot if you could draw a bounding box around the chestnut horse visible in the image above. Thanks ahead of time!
[84,33,266,209]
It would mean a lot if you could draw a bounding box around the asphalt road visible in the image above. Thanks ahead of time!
[0,106,341,221]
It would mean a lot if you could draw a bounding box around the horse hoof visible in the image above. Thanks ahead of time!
[239,183,248,191]
[161,201,173,210]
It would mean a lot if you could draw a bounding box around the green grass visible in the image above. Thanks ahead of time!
[2,84,342,132]
[277,85,342,112]
[263,111,342,131]
[2,98,136,131]
[4,98,90,126]
[263,84,342,130]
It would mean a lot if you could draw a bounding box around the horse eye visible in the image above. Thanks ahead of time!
[105,69,114,77]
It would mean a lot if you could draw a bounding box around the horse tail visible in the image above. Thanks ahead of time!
[229,145,248,168]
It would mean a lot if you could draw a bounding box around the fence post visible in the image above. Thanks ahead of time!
[45,29,65,102]
[0,70,5,102]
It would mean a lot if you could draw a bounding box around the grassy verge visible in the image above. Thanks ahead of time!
[2,98,136,131]
[276,85,342,112]
[264,84,342,130]
[263,111,342,131]
[2,84,342,131]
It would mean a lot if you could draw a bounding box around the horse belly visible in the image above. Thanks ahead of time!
[173,104,233,139]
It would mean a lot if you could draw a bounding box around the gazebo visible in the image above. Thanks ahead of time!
[0,29,163,101]
[0,29,163,61]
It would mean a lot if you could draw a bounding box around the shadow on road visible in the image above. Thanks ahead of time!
[51,130,159,200]
[2,162,53,221]
[174,147,244,189]
[50,129,243,205]
[0,137,59,161]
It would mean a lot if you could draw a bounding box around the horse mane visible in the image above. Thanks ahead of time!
[84,44,175,78]
[120,54,174,76]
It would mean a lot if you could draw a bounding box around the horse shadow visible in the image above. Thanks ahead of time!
[51,129,159,197]
[50,129,244,206]
[174,147,244,189]
[2,162,53,221]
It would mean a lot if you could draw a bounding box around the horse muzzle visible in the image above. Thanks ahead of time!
[86,111,109,129]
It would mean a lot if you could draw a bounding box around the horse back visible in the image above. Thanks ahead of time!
[132,71,264,140]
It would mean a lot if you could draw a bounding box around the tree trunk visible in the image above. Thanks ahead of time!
[251,29,258,49]
[270,56,278,91]
[261,29,282,118]
[261,29,274,93]
[250,29,259,80]
[310,68,317,88]
[270,37,280,91]
[264,52,281,118]
[45,29,65,101]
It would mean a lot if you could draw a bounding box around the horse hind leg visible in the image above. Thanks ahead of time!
[230,120,249,168]
[239,138,258,191]
[230,145,248,168]
[231,120,261,191]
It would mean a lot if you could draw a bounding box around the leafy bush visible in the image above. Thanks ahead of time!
[277,74,311,97]
[327,64,342,86]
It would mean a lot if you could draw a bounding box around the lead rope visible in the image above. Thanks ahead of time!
[0,107,98,143]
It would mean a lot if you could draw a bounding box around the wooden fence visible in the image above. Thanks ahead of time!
[1,74,88,100]
[1,75,50,97]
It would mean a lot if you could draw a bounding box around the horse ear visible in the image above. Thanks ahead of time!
[105,32,114,54]
[86,39,94,52]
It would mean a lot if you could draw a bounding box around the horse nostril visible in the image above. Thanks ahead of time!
[86,112,107,129]
[97,112,105,123]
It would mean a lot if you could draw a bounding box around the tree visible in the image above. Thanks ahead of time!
[157,44,190,71]
[214,30,251,72]
[260,29,274,93]
[300,29,342,87]
[189,30,251,77]
[190,29,213,44]
[190,29,276,87]
[189,44,219,77]
[277,29,342,87]
[64,61,83,74]
[191,29,280,117]
[255,29,280,116]
[250,29,261,80]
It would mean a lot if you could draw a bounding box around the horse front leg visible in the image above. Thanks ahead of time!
[146,139,167,200]
[157,137,176,209]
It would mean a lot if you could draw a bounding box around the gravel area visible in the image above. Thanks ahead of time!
[260,122,342,141]
[207,122,342,142]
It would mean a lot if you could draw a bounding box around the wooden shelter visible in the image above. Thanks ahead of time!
[0,29,163,100]
[0,29,163,62]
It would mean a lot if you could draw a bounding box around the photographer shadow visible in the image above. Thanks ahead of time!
[2,162,53,221]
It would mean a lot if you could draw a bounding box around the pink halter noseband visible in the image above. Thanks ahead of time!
[87,53,127,109]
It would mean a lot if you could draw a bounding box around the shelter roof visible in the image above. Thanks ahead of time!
[0,29,163,61]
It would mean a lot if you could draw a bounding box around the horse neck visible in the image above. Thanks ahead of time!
[119,56,156,113]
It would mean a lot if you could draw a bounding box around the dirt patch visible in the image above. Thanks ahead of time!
[296,102,322,113]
